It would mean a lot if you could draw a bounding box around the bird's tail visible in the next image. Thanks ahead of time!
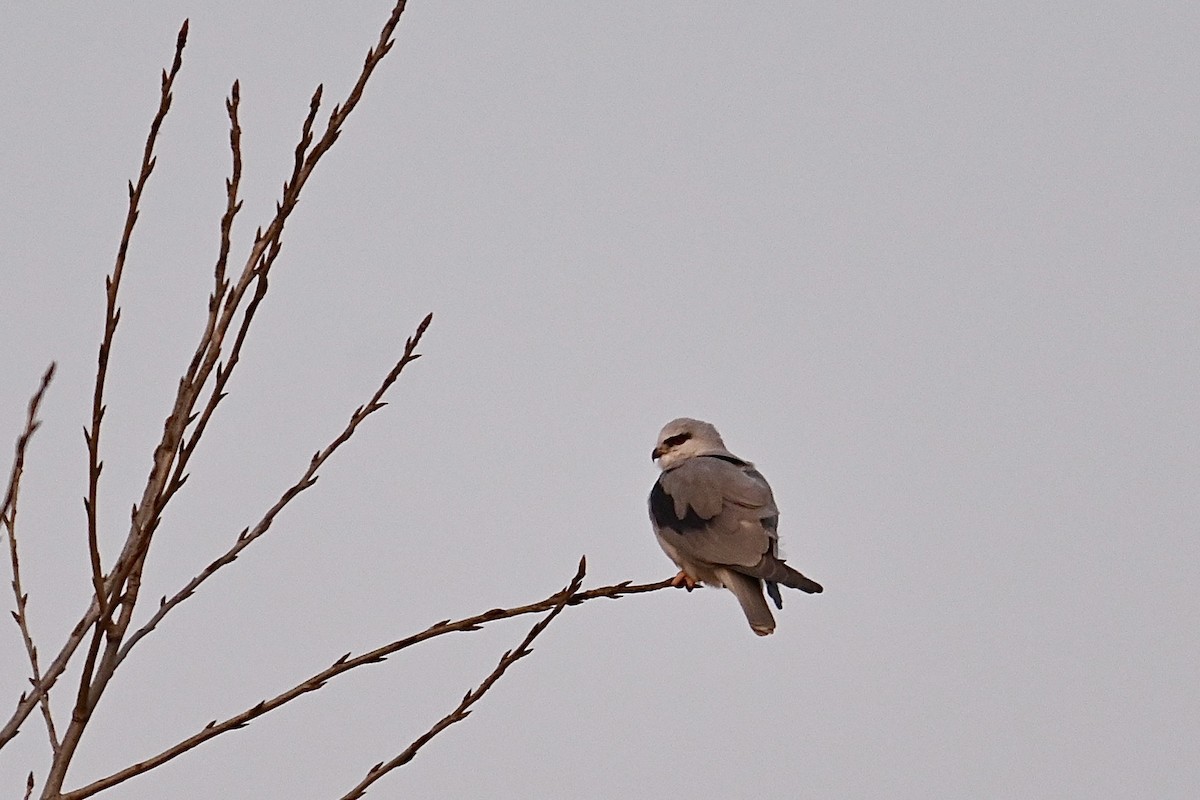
[715,568,776,636]
[749,557,823,595]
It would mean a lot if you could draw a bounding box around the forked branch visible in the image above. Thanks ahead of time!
[336,559,590,800]
[60,565,673,800]
[117,313,433,664]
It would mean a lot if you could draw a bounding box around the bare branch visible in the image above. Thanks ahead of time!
[0,602,100,751]
[182,80,243,393]
[337,559,589,800]
[162,270,268,511]
[83,15,191,634]
[5,0,418,762]
[34,21,190,799]
[18,6,423,790]
[1,363,55,539]
[2,364,58,754]
[103,0,412,621]
[117,313,433,663]
[60,565,673,800]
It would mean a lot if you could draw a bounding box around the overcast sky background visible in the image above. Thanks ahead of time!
[2,2,1198,798]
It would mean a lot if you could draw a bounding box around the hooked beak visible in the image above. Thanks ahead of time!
[651,445,665,461]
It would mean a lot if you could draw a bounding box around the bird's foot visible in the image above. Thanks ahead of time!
[670,571,700,592]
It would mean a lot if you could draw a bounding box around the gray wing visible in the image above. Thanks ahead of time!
[649,456,778,569]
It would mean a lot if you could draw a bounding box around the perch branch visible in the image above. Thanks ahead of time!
[60,564,673,800]
[336,560,589,800]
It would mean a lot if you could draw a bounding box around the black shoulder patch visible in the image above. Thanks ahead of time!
[649,477,708,534]
[708,454,749,467]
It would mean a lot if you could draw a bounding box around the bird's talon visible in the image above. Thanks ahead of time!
[670,571,699,591]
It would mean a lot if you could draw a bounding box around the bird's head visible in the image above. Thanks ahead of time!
[652,417,732,469]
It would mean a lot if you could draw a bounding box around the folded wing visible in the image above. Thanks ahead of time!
[650,455,777,568]
[650,456,823,596]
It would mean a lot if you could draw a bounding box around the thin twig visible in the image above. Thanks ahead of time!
[158,0,414,528]
[104,0,412,620]
[60,566,674,800]
[181,80,243,394]
[2,364,59,755]
[81,15,190,632]
[162,78,247,500]
[83,6,189,657]
[337,559,590,800]
[117,313,432,664]
[0,602,99,751]
[161,269,267,512]
[34,22,190,800]
[157,0,414,506]
[1,364,56,545]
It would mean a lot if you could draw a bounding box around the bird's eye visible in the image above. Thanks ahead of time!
[664,433,691,447]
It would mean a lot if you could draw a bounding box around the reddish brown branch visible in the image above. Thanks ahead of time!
[2,364,58,755]
[0,604,98,752]
[82,19,190,634]
[61,565,673,800]
[3,1,419,761]
[36,22,191,800]
[103,0,412,614]
[337,560,590,800]
[1,364,55,545]
[182,80,243,393]
[117,313,433,664]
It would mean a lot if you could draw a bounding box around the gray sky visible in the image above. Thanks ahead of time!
[2,2,1198,798]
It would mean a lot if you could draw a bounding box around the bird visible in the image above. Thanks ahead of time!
[649,418,822,636]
